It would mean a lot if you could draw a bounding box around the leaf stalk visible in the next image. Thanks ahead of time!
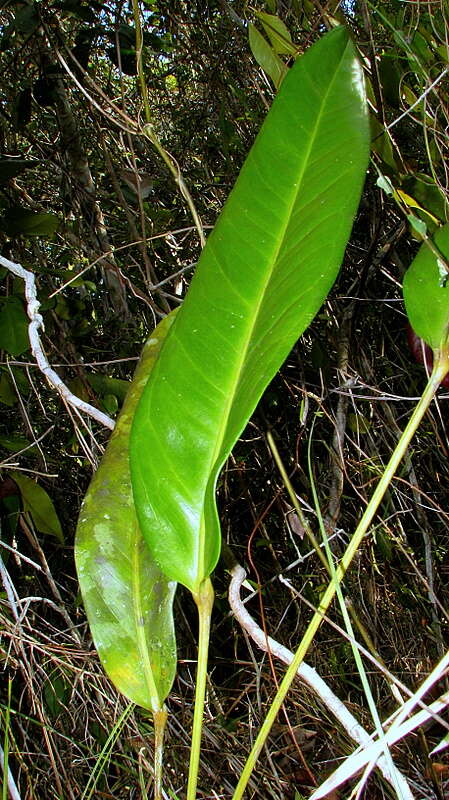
[153,706,168,800]
[187,578,214,800]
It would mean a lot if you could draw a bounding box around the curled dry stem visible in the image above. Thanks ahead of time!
[0,256,115,431]
[228,562,413,799]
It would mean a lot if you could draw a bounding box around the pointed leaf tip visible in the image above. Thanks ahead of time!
[76,313,178,712]
[131,26,369,593]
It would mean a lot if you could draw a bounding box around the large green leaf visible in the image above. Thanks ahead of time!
[403,222,449,350]
[130,26,369,593]
[1,208,60,237]
[75,313,177,712]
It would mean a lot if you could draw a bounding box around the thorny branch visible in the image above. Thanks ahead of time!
[0,256,115,431]
[228,562,414,799]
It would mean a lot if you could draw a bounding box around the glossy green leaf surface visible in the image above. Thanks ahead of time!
[76,313,177,712]
[131,27,369,593]
[403,222,449,349]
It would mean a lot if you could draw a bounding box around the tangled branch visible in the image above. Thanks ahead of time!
[0,256,115,431]
[228,563,413,799]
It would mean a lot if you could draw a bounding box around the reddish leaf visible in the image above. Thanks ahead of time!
[406,324,449,388]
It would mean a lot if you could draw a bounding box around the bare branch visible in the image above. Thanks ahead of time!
[228,563,413,799]
[0,256,115,431]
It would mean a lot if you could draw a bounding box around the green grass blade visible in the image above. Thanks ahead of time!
[80,703,134,800]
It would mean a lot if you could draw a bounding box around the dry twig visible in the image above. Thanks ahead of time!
[0,256,115,431]
[228,562,414,798]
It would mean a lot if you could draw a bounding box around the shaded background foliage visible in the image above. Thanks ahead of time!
[1,0,449,798]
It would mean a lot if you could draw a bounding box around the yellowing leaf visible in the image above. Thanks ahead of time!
[76,313,177,712]
[396,189,439,224]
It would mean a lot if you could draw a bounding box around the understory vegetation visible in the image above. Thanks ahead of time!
[1,1,449,798]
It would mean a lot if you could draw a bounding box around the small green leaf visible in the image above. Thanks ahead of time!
[52,0,97,22]
[1,495,20,540]
[76,313,178,712]
[378,55,402,109]
[403,222,449,349]
[13,87,32,129]
[101,393,118,416]
[0,296,29,357]
[43,670,71,718]
[376,174,395,196]
[86,373,130,403]
[0,435,30,451]
[106,46,137,75]
[9,365,30,395]
[375,528,393,562]
[347,412,371,434]
[407,213,427,238]
[255,12,296,55]
[1,208,60,238]
[370,115,397,171]
[14,4,39,35]
[248,23,287,88]
[0,159,35,185]
[10,471,64,542]
[0,374,17,406]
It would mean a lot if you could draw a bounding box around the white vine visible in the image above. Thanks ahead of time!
[228,563,414,799]
[0,256,115,430]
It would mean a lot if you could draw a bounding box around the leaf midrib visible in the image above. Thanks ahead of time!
[197,41,351,582]
[132,517,160,712]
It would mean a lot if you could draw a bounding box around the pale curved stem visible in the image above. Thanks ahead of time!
[230,357,447,800]
[229,564,413,800]
[0,255,114,430]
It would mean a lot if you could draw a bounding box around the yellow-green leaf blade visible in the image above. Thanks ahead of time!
[75,313,177,712]
[249,22,287,87]
[256,11,297,55]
